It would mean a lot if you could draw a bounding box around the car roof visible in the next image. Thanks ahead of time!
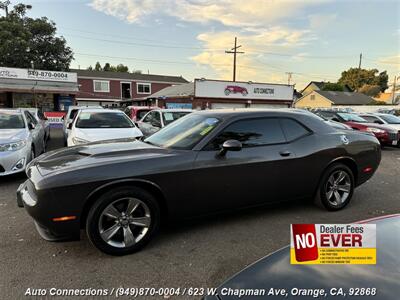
[77,108,124,113]
[192,108,314,118]
[0,108,23,114]
[156,109,193,113]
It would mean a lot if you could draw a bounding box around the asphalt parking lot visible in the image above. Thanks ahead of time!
[1,128,399,299]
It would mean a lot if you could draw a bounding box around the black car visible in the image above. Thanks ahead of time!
[204,214,400,300]
[17,109,381,255]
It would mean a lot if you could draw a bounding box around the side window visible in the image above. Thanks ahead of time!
[124,107,131,118]
[153,111,161,123]
[206,118,286,150]
[25,112,37,125]
[280,119,310,141]
[69,109,78,120]
[143,112,154,123]
[137,110,150,120]
[37,111,45,120]
[362,116,377,123]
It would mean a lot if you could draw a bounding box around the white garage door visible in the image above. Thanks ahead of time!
[250,103,289,109]
[211,103,246,109]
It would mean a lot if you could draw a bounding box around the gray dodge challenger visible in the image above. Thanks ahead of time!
[17,109,381,255]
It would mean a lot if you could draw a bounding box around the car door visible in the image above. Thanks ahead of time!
[192,117,298,215]
[24,111,43,155]
[139,111,162,137]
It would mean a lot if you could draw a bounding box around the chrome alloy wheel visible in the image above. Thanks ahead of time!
[325,170,352,206]
[98,198,151,248]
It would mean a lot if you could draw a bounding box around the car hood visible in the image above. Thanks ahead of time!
[0,128,28,143]
[29,139,172,177]
[214,215,400,300]
[74,127,143,141]
[346,121,397,132]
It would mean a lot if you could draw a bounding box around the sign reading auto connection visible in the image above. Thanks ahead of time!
[195,79,293,100]
[290,224,376,264]
[0,67,77,83]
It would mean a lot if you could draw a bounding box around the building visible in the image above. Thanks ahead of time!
[74,69,188,107]
[0,66,78,111]
[148,79,294,109]
[301,81,353,96]
[295,90,375,108]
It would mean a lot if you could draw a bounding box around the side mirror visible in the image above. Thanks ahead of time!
[28,123,35,130]
[67,122,73,130]
[218,139,242,156]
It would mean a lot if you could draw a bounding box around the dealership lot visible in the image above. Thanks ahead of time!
[0,129,399,299]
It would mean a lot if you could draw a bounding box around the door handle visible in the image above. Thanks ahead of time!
[279,150,291,157]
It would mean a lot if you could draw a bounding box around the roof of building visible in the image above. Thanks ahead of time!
[301,81,353,94]
[72,69,189,84]
[149,82,195,98]
[315,90,375,105]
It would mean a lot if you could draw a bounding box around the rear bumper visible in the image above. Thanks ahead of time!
[16,180,80,242]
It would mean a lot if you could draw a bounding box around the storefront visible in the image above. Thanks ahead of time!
[0,67,79,113]
[148,79,294,109]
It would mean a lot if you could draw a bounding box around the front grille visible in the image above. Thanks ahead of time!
[0,165,5,173]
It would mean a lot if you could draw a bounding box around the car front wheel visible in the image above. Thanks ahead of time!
[315,163,354,211]
[86,186,160,255]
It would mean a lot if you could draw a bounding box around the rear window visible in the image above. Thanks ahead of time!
[76,112,134,128]
[162,111,191,125]
[280,119,310,141]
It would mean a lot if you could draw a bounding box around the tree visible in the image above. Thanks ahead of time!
[94,61,102,71]
[358,84,381,97]
[321,82,344,91]
[0,2,73,70]
[87,62,130,73]
[103,62,111,72]
[338,67,389,93]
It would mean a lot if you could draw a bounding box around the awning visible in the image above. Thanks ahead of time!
[0,78,79,94]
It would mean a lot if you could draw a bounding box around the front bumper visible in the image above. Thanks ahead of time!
[0,147,29,176]
[16,180,81,242]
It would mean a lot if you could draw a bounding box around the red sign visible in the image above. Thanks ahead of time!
[44,112,65,125]
[291,224,319,262]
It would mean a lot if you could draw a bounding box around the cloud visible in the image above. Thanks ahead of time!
[89,0,326,82]
[308,13,337,29]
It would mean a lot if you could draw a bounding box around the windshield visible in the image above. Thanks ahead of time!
[145,114,220,149]
[380,114,400,124]
[76,112,134,128]
[162,111,191,125]
[0,112,25,129]
[337,113,367,123]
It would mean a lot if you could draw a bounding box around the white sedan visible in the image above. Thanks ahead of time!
[67,109,143,147]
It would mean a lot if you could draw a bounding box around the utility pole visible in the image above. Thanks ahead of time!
[392,76,397,104]
[285,72,293,85]
[358,53,362,69]
[225,37,244,82]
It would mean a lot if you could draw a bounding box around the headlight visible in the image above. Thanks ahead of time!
[366,127,385,134]
[0,140,27,152]
[72,137,89,145]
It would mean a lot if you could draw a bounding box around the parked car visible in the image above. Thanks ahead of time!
[224,85,248,96]
[0,109,46,176]
[315,110,399,146]
[359,113,400,131]
[67,108,143,147]
[63,105,103,145]
[137,109,192,137]
[377,108,400,116]
[17,109,381,255]
[26,108,50,142]
[204,214,400,300]
[123,106,158,122]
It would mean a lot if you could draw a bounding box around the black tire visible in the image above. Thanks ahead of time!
[86,186,160,255]
[314,163,354,211]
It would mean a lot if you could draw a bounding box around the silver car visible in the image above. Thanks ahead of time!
[137,109,192,137]
[26,108,51,142]
[0,109,46,176]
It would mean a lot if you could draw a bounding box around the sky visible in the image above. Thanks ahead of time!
[4,0,400,90]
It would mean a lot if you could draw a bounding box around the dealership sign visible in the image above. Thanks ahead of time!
[195,79,293,100]
[44,112,66,127]
[0,67,77,83]
[290,224,376,264]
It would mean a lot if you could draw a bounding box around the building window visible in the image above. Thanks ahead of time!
[310,94,315,100]
[94,80,110,92]
[137,83,151,94]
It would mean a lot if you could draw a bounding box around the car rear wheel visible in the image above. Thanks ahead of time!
[86,186,160,255]
[315,163,354,211]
